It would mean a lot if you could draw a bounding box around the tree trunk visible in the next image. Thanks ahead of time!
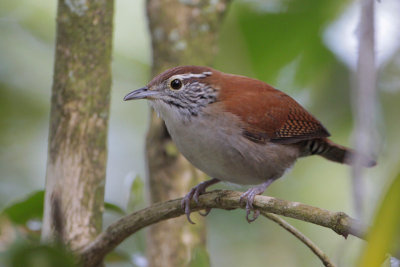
[145,0,229,266]
[42,0,114,251]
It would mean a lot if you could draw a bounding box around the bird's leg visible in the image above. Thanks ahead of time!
[240,180,274,223]
[181,178,220,224]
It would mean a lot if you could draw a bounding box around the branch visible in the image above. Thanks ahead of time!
[351,0,377,218]
[262,212,336,267]
[79,190,367,267]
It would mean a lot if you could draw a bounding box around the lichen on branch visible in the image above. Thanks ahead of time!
[79,190,367,267]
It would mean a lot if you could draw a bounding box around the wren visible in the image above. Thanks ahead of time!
[124,66,376,223]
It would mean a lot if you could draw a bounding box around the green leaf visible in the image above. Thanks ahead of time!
[127,175,145,212]
[188,246,210,267]
[358,172,400,267]
[235,0,347,86]
[5,241,76,267]
[104,202,126,215]
[1,190,44,225]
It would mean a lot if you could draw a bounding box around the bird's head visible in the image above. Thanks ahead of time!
[124,66,219,118]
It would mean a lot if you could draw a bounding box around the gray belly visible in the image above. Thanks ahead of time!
[163,112,300,185]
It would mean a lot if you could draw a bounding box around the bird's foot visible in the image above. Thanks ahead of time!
[181,178,220,224]
[239,180,274,223]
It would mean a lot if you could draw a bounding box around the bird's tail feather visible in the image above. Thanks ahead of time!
[301,138,376,167]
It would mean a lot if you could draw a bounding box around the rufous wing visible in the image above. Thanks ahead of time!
[217,74,330,144]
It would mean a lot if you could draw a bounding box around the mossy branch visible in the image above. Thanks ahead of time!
[79,190,367,267]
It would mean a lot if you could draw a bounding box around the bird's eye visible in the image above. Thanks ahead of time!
[169,79,183,90]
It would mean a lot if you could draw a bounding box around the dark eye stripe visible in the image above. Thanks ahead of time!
[166,99,185,109]
[162,82,217,117]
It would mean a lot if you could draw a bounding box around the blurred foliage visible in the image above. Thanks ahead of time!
[0,189,135,266]
[0,83,47,145]
[0,191,44,225]
[0,189,126,228]
[126,175,145,213]
[104,249,132,265]
[2,241,76,267]
[188,246,211,267]
[358,172,400,267]
[236,0,346,85]
[104,203,126,216]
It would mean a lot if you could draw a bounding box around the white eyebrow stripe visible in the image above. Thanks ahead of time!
[171,72,212,80]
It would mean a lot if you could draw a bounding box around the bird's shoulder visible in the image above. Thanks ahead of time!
[215,74,330,144]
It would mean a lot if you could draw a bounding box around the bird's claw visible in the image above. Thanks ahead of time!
[198,208,212,217]
[181,181,213,224]
[240,190,260,223]
[245,203,260,223]
[181,187,197,224]
[239,180,273,223]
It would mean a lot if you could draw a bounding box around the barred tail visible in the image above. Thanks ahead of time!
[301,138,376,167]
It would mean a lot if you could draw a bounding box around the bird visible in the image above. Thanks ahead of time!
[124,65,376,223]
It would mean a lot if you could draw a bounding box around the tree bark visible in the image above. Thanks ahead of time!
[145,0,230,266]
[42,0,114,251]
[79,190,367,267]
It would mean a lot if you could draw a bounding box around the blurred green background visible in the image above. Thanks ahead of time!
[1,0,400,266]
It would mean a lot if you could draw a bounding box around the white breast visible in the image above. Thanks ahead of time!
[151,101,300,185]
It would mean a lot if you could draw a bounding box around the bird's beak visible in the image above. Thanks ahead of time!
[123,87,158,101]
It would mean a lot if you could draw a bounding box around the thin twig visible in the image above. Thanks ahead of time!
[79,190,367,267]
[261,212,336,267]
[352,0,377,219]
